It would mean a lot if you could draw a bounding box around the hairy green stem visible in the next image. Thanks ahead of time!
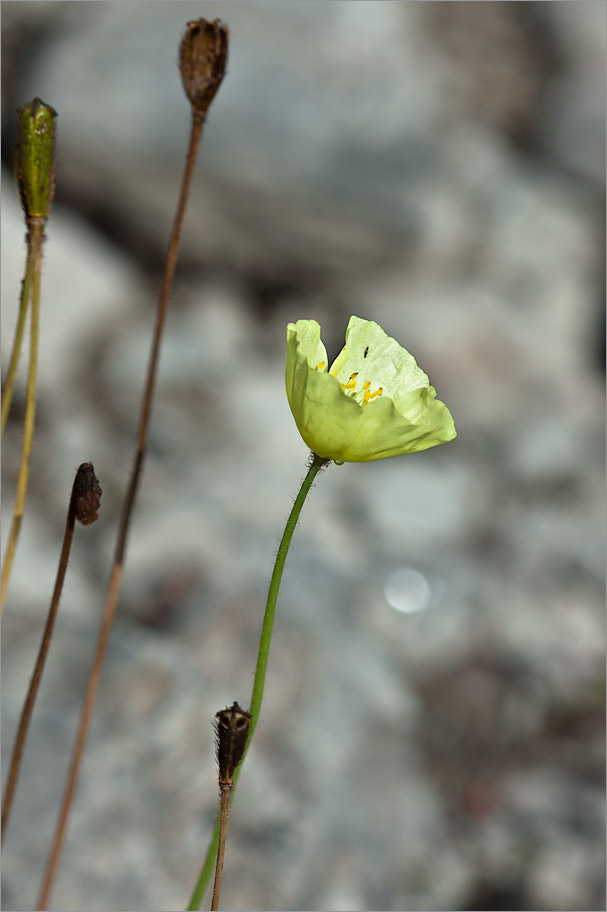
[187,452,328,911]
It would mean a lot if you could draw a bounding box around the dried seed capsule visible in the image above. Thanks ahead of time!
[215,701,251,785]
[179,18,229,118]
[72,463,102,526]
[15,98,57,221]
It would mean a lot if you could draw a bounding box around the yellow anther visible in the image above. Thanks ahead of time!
[316,360,325,370]
[330,370,337,376]
[360,387,384,407]
[340,371,378,404]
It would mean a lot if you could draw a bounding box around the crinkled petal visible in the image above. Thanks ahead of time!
[330,316,431,399]
[286,321,363,460]
[341,386,457,462]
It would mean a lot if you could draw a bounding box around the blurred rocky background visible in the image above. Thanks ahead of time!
[1,2,605,910]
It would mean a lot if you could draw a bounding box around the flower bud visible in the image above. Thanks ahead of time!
[15,98,57,221]
[179,18,229,117]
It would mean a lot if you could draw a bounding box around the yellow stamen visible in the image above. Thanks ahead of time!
[339,370,381,406]
[342,371,358,391]
[316,361,325,370]
[362,386,383,407]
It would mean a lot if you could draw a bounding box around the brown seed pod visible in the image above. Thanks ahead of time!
[72,462,102,526]
[179,18,229,118]
[215,701,251,785]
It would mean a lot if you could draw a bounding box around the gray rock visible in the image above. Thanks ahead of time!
[1,3,604,911]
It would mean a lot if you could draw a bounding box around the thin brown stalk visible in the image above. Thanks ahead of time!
[1,464,101,842]
[36,111,204,912]
[210,703,251,912]
[211,786,232,912]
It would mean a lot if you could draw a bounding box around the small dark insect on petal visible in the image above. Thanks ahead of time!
[364,346,369,358]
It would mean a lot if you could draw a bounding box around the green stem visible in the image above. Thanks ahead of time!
[1,220,44,614]
[1,247,34,437]
[187,452,328,911]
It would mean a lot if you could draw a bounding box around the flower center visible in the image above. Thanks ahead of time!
[327,367,383,407]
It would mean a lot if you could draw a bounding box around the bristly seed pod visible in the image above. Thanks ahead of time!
[15,98,57,221]
[215,701,251,785]
[179,18,229,118]
[72,463,102,526]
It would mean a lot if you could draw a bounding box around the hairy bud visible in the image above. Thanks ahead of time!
[215,702,251,785]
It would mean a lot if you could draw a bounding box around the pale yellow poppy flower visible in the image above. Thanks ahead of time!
[285,316,456,462]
